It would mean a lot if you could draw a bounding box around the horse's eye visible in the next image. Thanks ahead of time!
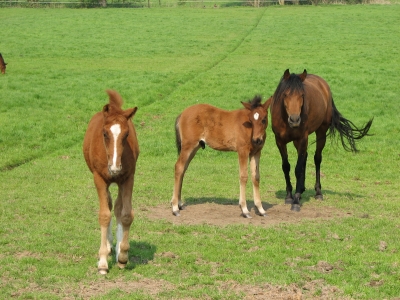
[262,118,267,125]
[103,131,108,139]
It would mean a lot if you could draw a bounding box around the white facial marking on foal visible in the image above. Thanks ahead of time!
[110,124,121,170]
[253,112,259,120]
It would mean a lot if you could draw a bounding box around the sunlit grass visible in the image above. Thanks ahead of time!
[0,5,399,299]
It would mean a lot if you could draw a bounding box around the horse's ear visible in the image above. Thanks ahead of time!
[241,101,252,110]
[124,107,138,120]
[103,104,110,114]
[263,97,272,110]
[102,104,110,121]
[283,69,290,80]
[299,69,307,82]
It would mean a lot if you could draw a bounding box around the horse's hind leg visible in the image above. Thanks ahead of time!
[314,128,327,200]
[171,144,200,216]
[114,176,134,269]
[93,173,112,274]
[106,190,113,255]
[250,151,266,217]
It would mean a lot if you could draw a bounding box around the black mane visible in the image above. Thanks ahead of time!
[247,95,263,109]
[273,73,305,109]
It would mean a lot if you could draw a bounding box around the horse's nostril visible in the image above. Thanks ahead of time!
[253,138,263,145]
[289,115,301,125]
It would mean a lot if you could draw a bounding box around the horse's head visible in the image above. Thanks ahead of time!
[242,96,271,146]
[102,90,137,176]
[280,69,307,128]
[0,53,7,74]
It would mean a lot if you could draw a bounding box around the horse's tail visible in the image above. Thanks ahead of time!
[175,114,182,155]
[329,99,373,152]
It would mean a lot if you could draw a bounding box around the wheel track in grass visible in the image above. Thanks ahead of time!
[145,8,268,108]
[1,10,267,172]
[201,8,267,77]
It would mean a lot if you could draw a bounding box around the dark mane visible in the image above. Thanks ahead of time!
[272,73,305,109]
[247,95,263,109]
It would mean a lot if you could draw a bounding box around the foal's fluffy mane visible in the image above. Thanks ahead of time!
[106,90,124,111]
[273,72,305,109]
[247,95,263,109]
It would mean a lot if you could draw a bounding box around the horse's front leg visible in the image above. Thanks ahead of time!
[114,176,135,269]
[93,173,112,275]
[292,139,309,212]
[276,139,293,203]
[238,150,251,218]
[250,151,266,217]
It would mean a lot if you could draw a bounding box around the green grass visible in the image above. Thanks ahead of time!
[1,5,400,299]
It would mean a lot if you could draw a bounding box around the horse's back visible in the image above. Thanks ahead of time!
[303,74,333,128]
[127,121,139,163]
[178,104,247,151]
[180,104,227,129]
[83,112,104,173]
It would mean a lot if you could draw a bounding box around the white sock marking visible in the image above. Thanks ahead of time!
[107,219,113,253]
[116,222,123,260]
[110,124,121,171]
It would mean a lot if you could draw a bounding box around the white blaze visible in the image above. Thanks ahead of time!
[110,124,121,171]
[254,112,259,120]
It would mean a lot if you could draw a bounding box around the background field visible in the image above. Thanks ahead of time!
[0,5,399,299]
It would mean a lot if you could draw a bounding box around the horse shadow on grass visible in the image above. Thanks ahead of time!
[184,187,364,211]
[108,240,156,272]
[184,196,275,212]
[274,188,364,205]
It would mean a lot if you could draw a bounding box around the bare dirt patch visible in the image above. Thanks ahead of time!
[142,201,350,227]
[218,279,350,300]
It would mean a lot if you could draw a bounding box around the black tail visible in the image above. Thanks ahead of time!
[175,114,182,155]
[330,99,373,152]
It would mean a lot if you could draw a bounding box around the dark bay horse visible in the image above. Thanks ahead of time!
[83,90,139,274]
[270,69,373,212]
[0,53,7,74]
[171,96,271,218]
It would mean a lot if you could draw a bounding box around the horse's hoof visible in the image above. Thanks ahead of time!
[256,212,267,217]
[117,261,127,269]
[291,204,301,212]
[98,268,108,275]
[242,213,252,219]
[315,194,323,200]
[285,198,293,205]
[172,211,181,217]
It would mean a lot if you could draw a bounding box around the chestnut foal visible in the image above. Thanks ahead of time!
[83,90,139,274]
[171,96,271,218]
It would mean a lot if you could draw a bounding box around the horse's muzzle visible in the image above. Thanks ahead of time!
[108,165,122,176]
[288,115,301,128]
[252,138,264,146]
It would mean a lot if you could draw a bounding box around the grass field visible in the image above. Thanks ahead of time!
[0,5,399,299]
